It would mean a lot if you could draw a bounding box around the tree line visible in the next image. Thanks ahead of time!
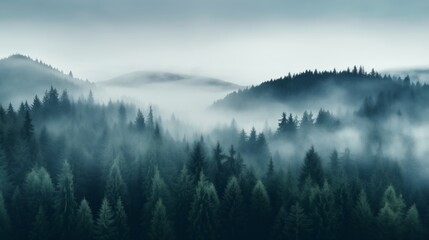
[0,86,428,240]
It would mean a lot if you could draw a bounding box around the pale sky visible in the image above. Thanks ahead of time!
[1,0,428,85]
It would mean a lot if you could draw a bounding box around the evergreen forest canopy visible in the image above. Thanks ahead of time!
[213,66,429,114]
[1,67,429,240]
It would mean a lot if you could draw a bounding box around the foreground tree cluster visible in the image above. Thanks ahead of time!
[0,86,429,240]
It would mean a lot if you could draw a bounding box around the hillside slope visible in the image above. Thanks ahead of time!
[0,54,92,104]
[212,67,410,111]
[101,71,241,91]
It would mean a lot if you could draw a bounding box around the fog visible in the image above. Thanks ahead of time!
[1,20,429,87]
[2,1,429,239]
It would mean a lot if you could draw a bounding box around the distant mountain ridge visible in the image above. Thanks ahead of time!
[0,54,93,104]
[101,71,241,90]
[212,67,413,111]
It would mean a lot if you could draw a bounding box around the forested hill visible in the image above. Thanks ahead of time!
[0,54,92,104]
[102,71,241,91]
[1,86,429,240]
[212,67,418,111]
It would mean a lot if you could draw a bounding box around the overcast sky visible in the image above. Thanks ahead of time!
[1,0,429,85]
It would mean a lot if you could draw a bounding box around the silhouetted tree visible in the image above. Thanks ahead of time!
[220,177,244,240]
[299,147,324,187]
[149,199,174,240]
[75,199,94,240]
[94,198,115,240]
[188,174,219,240]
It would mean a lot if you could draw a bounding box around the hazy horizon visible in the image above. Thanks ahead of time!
[1,0,429,85]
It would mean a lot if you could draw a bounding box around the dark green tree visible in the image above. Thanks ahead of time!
[24,167,55,218]
[220,177,244,240]
[135,109,145,132]
[277,112,288,136]
[351,190,374,240]
[0,192,11,240]
[54,160,76,240]
[105,157,128,206]
[286,203,312,240]
[187,141,206,182]
[188,174,219,240]
[21,110,34,141]
[118,104,126,127]
[174,166,194,240]
[147,106,154,130]
[272,206,287,240]
[309,181,339,240]
[145,168,171,220]
[403,204,423,240]
[75,199,94,240]
[0,148,11,195]
[299,147,324,187]
[113,198,129,240]
[94,198,115,240]
[249,180,271,240]
[30,206,50,240]
[300,111,314,135]
[212,142,226,193]
[149,199,174,240]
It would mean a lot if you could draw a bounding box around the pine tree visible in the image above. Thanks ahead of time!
[286,113,298,135]
[277,112,288,136]
[174,166,194,240]
[220,177,244,240]
[286,203,312,240]
[105,157,128,205]
[272,206,287,240]
[225,145,243,179]
[59,90,72,113]
[113,198,129,240]
[351,190,374,239]
[149,199,174,240]
[6,104,16,123]
[0,148,11,195]
[87,90,95,105]
[238,129,247,153]
[30,206,50,240]
[403,204,423,240]
[0,192,11,240]
[188,174,219,240]
[213,142,226,193]
[24,167,55,218]
[75,199,94,240]
[248,127,257,150]
[135,109,145,132]
[187,141,206,182]
[300,111,314,135]
[256,133,269,162]
[118,104,126,127]
[381,185,405,218]
[54,160,76,240]
[249,180,271,240]
[299,146,324,187]
[94,198,115,240]
[309,181,339,240]
[264,158,281,212]
[31,95,43,118]
[22,110,34,141]
[147,106,154,130]
[377,203,401,240]
[377,185,405,240]
[145,168,171,220]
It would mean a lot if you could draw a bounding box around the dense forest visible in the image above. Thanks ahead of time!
[213,66,429,112]
[1,69,429,240]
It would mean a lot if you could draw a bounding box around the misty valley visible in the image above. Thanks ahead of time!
[1,54,429,240]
